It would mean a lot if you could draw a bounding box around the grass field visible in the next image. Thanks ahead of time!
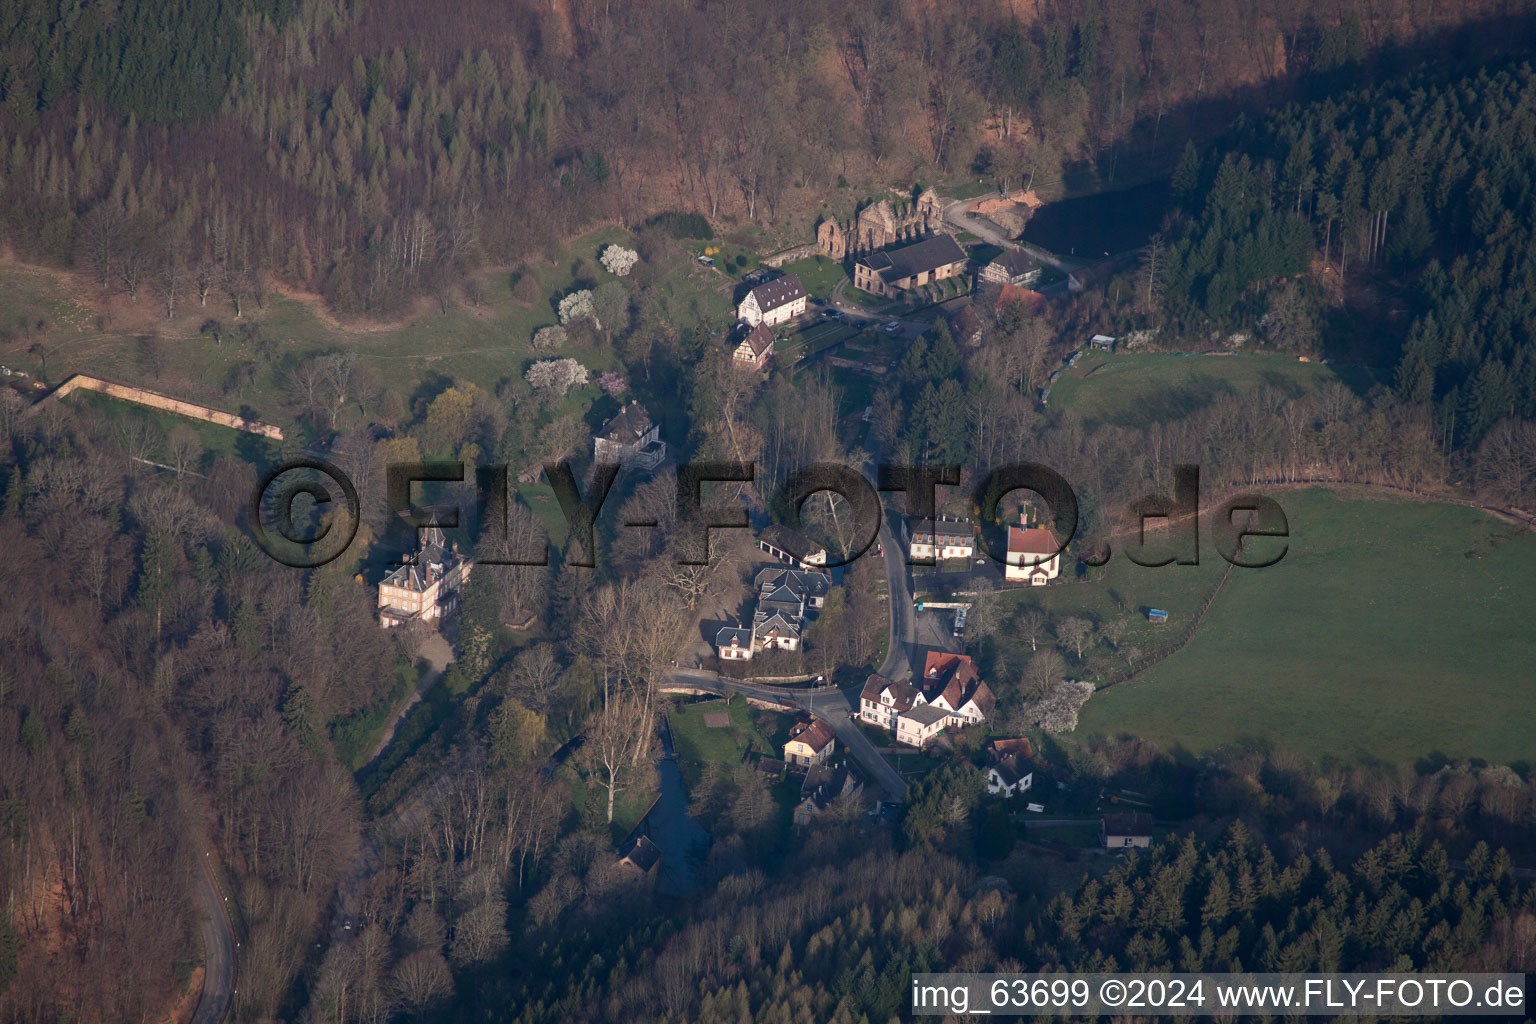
[668,697,791,784]
[1077,488,1536,764]
[0,226,735,438]
[1047,352,1375,427]
[776,255,849,300]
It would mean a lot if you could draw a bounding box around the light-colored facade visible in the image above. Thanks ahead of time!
[715,626,753,661]
[784,719,836,767]
[852,234,968,299]
[906,517,975,560]
[738,274,807,327]
[734,323,775,370]
[1005,525,1061,584]
[594,401,665,470]
[378,526,473,628]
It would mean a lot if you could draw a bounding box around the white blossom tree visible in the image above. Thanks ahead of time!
[1021,679,1096,734]
[600,244,639,276]
[557,289,599,328]
[531,325,568,351]
[525,358,590,399]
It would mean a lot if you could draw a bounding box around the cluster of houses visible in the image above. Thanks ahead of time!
[859,651,996,748]
[901,514,1063,585]
[715,558,834,662]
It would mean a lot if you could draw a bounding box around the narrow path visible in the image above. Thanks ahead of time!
[188,849,236,1024]
[365,631,453,763]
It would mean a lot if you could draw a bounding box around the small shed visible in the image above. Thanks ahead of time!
[1147,608,1168,624]
[1089,334,1116,351]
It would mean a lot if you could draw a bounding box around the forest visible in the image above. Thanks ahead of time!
[1157,56,1536,452]
[5,1,1536,1022]
[1,0,1533,317]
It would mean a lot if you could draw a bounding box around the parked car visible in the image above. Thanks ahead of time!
[881,321,902,334]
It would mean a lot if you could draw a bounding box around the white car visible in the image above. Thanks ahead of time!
[881,321,902,334]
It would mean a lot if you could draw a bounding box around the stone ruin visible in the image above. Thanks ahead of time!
[816,188,945,261]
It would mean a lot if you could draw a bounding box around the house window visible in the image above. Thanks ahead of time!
[1123,837,1133,847]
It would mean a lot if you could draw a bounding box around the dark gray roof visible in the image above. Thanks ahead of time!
[752,609,801,641]
[990,249,1039,277]
[901,703,952,727]
[739,322,775,357]
[748,273,806,313]
[909,516,972,540]
[858,234,967,284]
[382,524,463,590]
[618,834,661,871]
[754,566,831,598]
[598,401,654,443]
[991,753,1029,788]
[715,626,751,648]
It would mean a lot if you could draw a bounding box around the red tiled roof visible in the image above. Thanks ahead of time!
[1008,526,1060,555]
[788,719,837,753]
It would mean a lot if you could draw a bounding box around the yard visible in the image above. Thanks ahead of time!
[1047,351,1375,428]
[1077,488,1536,764]
[774,255,848,301]
[667,696,791,785]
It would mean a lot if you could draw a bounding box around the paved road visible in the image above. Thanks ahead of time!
[190,851,235,1024]
[875,511,916,683]
[942,197,1017,247]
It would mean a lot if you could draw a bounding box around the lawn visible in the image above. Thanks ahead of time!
[775,255,848,301]
[1047,352,1374,428]
[0,226,697,436]
[668,696,788,775]
[1077,488,1536,764]
[979,536,1231,686]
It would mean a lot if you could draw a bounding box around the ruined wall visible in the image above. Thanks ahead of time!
[31,374,285,439]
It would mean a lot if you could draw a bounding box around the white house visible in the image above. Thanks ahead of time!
[986,754,1033,798]
[715,626,753,661]
[738,274,807,327]
[906,516,974,560]
[593,401,665,470]
[734,322,775,370]
[1005,525,1061,584]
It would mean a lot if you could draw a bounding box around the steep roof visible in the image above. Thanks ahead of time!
[617,834,661,872]
[752,609,801,641]
[861,673,921,713]
[989,249,1039,277]
[1008,525,1061,556]
[909,517,972,541]
[857,234,967,284]
[755,567,832,600]
[787,718,837,753]
[747,273,806,313]
[715,626,751,649]
[991,753,1029,788]
[381,523,465,591]
[598,401,654,443]
[738,322,775,357]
